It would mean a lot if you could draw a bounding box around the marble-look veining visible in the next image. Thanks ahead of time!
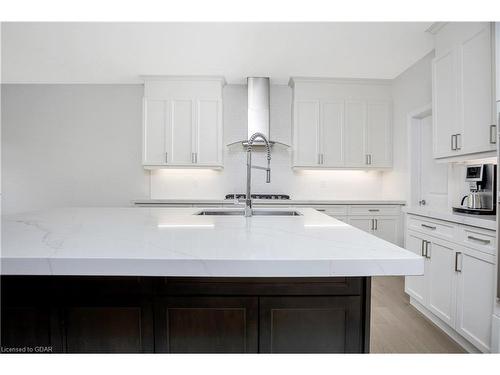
[2,207,423,277]
[403,207,496,231]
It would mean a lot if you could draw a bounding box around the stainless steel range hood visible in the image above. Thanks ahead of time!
[244,77,272,147]
[227,77,288,148]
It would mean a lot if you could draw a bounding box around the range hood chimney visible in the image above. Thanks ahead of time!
[245,77,272,146]
[227,77,288,149]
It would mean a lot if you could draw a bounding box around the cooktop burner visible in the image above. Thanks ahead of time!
[225,194,290,200]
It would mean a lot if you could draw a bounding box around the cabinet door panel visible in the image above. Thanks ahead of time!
[156,297,258,353]
[344,101,366,166]
[294,101,320,166]
[321,100,344,166]
[170,100,193,164]
[64,306,148,353]
[1,307,56,351]
[456,250,494,352]
[349,216,372,233]
[372,216,398,245]
[433,50,458,158]
[427,240,456,327]
[259,296,362,353]
[460,25,495,154]
[366,101,391,167]
[404,232,427,305]
[143,99,167,165]
[196,99,221,164]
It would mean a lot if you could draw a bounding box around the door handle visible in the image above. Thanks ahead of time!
[421,224,436,230]
[421,240,426,257]
[455,252,462,272]
[467,235,491,245]
[425,241,431,259]
[490,125,496,144]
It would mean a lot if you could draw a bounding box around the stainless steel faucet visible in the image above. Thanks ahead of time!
[245,132,271,217]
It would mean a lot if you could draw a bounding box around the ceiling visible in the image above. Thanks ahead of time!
[1,22,434,84]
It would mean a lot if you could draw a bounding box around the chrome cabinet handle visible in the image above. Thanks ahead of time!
[368,209,380,212]
[318,154,321,165]
[370,219,374,231]
[455,252,462,272]
[369,154,372,165]
[365,154,369,165]
[374,219,378,230]
[195,153,198,163]
[451,134,456,150]
[421,240,426,257]
[456,133,461,150]
[425,241,431,259]
[490,125,496,144]
[165,152,168,163]
[467,235,491,245]
[320,154,324,164]
[421,224,436,230]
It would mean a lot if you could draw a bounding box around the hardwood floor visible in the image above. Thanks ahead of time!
[370,276,465,353]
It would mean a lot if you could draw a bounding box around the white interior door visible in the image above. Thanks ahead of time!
[418,115,448,209]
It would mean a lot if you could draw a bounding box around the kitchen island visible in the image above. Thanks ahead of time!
[1,207,423,353]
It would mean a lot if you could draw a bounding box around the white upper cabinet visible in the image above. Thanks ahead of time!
[290,78,392,169]
[432,22,496,159]
[142,76,225,168]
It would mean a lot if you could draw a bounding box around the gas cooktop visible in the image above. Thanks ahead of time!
[225,194,290,200]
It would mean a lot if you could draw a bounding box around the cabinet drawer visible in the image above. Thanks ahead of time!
[458,226,496,255]
[349,205,400,216]
[407,215,457,241]
[313,205,348,216]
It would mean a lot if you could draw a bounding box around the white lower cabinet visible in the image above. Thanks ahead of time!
[348,215,399,244]
[405,214,496,352]
[455,248,495,352]
[405,232,429,306]
[426,239,456,327]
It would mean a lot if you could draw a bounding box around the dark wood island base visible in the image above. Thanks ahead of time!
[1,276,371,353]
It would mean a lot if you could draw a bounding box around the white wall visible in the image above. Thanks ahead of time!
[1,23,434,84]
[383,51,435,202]
[1,84,150,214]
[150,84,386,200]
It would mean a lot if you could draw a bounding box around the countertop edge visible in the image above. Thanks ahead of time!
[403,207,496,231]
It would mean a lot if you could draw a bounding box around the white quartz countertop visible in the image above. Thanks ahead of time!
[403,207,496,231]
[1,207,423,277]
[133,199,407,206]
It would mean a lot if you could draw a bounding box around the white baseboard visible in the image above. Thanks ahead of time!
[409,297,481,353]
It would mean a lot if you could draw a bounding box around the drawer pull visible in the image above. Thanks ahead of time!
[316,209,326,212]
[467,235,491,245]
[455,252,462,272]
[421,224,436,230]
[368,209,380,212]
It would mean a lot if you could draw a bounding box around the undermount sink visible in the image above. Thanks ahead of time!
[196,209,302,216]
